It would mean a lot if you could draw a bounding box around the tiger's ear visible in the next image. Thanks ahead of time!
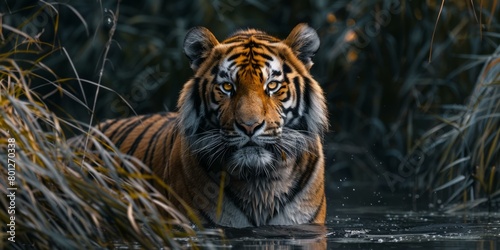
[184,27,219,71]
[284,24,320,70]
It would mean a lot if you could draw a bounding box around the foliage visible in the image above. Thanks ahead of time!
[0,81,204,248]
[0,1,219,248]
[319,0,499,188]
[415,44,500,211]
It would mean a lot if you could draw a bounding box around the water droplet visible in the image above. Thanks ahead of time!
[103,8,115,31]
[105,16,113,26]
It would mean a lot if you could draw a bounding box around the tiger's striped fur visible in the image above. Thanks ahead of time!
[92,24,328,227]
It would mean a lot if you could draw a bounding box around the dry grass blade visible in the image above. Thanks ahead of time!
[429,0,446,63]
[0,82,212,248]
[420,39,500,210]
[434,175,466,191]
[0,2,218,248]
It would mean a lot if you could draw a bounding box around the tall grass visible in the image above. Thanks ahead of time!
[414,40,500,212]
[0,2,217,248]
[0,79,202,248]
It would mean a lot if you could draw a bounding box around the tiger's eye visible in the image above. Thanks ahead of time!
[267,81,280,92]
[222,82,234,93]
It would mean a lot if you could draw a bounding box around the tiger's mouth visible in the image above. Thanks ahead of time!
[191,127,309,178]
[232,144,274,165]
[218,131,282,177]
[227,144,276,178]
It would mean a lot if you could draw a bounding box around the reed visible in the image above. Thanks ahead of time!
[0,79,205,248]
[0,2,216,248]
[415,44,500,211]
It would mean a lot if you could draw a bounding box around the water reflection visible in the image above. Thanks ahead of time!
[216,224,327,249]
[200,210,500,249]
[328,209,500,249]
[195,188,500,249]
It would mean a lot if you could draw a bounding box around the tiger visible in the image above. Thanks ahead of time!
[89,24,328,228]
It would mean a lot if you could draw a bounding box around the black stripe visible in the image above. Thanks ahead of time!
[167,128,176,152]
[285,154,319,206]
[255,51,273,61]
[244,41,257,48]
[228,60,237,69]
[144,115,174,167]
[252,34,279,42]
[192,78,202,117]
[218,70,228,78]
[203,79,212,117]
[294,77,302,113]
[224,45,237,55]
[125,119,157,156]
[99,118,121,133]
[223,35,249,44]
[283,62,292,74]
[211,65,219,76]
[114,118,146,148]
[198,209,217,227]
[308,195,325,224]
[287,76,301,117]
[227,53,241,61]
[109,115,147,145]
[297,117,309,131]
[280,87,291,103]
[303,77,312,115]
[106,117,138,141]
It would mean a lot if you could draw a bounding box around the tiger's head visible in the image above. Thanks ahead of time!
[177,24,327,179]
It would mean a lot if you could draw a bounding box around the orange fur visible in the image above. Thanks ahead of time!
[94,24,328,227]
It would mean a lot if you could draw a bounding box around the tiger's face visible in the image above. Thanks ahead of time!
[178,24,327,179]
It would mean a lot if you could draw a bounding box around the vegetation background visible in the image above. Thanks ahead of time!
[1,0,500,248]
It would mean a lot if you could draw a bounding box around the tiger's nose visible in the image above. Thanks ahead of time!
[235,120,264,136]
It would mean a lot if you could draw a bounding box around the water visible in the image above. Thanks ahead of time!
[193,185,500,249]
[201,210,500,249]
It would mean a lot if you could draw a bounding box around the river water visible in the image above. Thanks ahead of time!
[190,185,500,249]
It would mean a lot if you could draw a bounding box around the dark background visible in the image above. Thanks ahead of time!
[3,0,499,208]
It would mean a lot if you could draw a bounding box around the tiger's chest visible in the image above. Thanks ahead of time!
[195,174,313,227]
[210,189,318,227]
[214,194,292,227]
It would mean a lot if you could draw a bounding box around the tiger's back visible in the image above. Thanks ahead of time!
[97,112,178,174]
[90,24,328,228]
